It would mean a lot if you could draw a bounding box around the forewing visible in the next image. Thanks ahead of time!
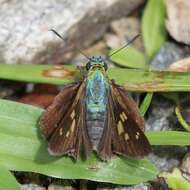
[40,82,81,139]
[40,81,92,159]
[48,98,82,159]
[110,80,151,158]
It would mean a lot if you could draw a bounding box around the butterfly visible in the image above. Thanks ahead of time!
[40,30,151,161]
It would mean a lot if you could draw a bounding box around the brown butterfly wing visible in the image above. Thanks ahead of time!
[40,81,92,159]
[110,80,152,158]
[40,82,81,139]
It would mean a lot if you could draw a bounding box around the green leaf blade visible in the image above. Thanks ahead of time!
[1,64,190,92]
[159,168,190,190]
[0,165,21,190]
[142,0,168,59]
[0,85,189,184]
[146,131,190,146]
[0,64,76,85]
[109,47,146,69]
[0,99,157,185]
[140,92,153,116]
[107,68,190,92]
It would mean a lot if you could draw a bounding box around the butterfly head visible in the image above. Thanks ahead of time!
[86,56,108,71]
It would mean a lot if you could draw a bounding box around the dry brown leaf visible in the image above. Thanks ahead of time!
[166,57,190,72]
[18,84,58,108]
[166,0,190,45]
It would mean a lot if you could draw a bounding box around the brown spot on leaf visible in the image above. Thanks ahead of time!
[155,72,165,79]
[124,81,164,92]
[42,66,78,78]
[86,166,100,171]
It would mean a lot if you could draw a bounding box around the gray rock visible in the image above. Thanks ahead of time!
[146,94,179,132]
[48,183,74,190]
[146,94,188,173]
[21,184,46,190]
[147,146,187,173]
[127,183,153,190]
[151,42,190,71]
[0,0,144,65]
[97,183,153,190]
[165,0,190,45]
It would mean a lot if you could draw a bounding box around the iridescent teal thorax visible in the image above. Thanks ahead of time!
[85,57,110,120]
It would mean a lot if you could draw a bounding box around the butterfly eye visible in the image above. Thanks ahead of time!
[86,61,91,70]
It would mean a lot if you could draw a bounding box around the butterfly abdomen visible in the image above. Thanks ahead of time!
[85,69,110,149]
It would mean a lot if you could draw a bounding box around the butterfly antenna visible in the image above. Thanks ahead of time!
[108,34,141,58]
[50,29,91,61]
